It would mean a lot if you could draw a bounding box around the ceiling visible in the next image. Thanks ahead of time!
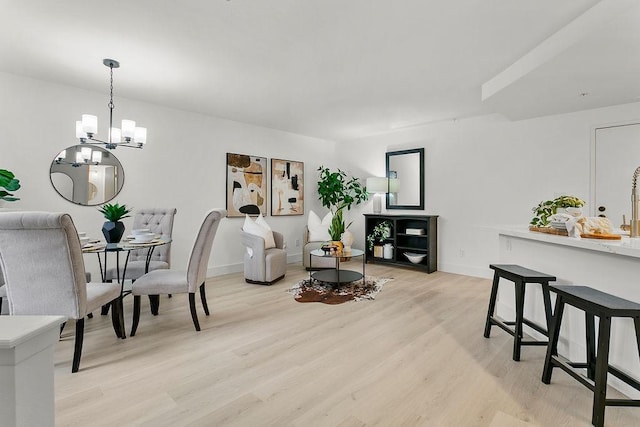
[0,0,637,141]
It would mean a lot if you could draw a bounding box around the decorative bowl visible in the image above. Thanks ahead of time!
[404,252,426,264]
[133,233,155,243]
[132,228,151,235]
[565,207,582,217]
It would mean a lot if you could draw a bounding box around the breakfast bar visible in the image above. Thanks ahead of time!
[497,227,640,398]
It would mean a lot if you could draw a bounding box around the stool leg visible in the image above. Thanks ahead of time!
[542,295,565,384]
[513,279,525,361]
[483,273,500,338]
[634,317,640,360]
[592,315,611,427]
[541,281,553,336]
[586,312,596,380]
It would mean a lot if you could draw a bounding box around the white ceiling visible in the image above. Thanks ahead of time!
[1,0,636,141]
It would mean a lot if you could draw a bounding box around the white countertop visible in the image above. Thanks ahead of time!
[0,316,66,349]
[498,226,640,259]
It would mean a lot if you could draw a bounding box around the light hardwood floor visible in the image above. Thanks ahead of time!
[54,264,640,426]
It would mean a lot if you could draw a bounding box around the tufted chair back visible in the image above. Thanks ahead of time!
[129,208,177,264]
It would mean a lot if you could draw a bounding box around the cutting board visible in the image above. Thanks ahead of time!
[580,233,622,240]
[529,226,568,236]
[529,226,621,240]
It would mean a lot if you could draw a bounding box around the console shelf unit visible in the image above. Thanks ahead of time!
[364,214,438,273]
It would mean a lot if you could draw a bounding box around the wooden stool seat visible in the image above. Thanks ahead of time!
[542,284,640,427]
[484,264,556,361]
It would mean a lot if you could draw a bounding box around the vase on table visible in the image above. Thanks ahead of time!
[102,221,125,243]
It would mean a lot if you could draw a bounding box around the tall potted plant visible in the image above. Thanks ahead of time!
[0,169,20,202]
[98,202,132,243]
[317,166,368,245]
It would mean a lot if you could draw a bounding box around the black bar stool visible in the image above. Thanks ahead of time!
[542,285,640,427]
[484,264,556,361]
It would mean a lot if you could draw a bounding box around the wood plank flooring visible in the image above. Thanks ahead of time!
[53,264,640,426]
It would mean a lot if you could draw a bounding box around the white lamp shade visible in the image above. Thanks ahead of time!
[110,127,122,143]
[388,178,400,193]
[81,114,98,135]
[91,151,102,163]
[75,121,85,138]
[134,127,147,144]
[80,147,92,161]
[366,177,388,194]
[121,120,136,139]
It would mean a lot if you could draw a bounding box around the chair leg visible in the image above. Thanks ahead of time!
[0,297,2,315]
[60,322,66,336]
[149,295,160,316]
[72,318,85,373]
[483,272,500,338]
[110,297,125,339]
[130,296,141,337]
[200,283,210,316]
[542,296,566,384]
[189,293,201,331]
[101,303,110,315]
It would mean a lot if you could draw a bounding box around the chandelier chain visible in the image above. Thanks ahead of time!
[108,64,115,110]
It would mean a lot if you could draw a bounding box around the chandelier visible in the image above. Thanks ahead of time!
[75,59,147,149]
[55,147,102,167]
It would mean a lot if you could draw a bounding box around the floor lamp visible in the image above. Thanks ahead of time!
[366,177,388,214]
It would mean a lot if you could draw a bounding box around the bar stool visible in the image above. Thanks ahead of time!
[484,264,556,361]
[542,285,640,427]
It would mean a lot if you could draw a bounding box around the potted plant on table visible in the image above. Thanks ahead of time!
[98,202,132,243]
[530,195,585,227]
[317,166,368,250]
[0,169,20,202]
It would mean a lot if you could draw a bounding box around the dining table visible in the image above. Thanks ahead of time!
[82,236,172,338]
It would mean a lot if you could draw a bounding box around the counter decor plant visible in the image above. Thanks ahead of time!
[0,169,20,202]
[530,195,585,227]
[98,202,132,243]
[317,166,368,242]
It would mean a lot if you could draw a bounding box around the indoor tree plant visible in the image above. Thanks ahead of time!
[317,166,368,244]
[0,169,20,202]
[98,202,132,243]
[530,195,585,227]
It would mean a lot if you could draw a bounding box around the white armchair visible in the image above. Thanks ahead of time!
[241,230,286,285]
[302,225,337,270]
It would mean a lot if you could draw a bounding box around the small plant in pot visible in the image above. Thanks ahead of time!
[98,202,132,243]
[367,220,392,256]
[530,195,585,227]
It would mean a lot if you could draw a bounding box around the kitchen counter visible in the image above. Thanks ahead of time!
[496,226,640,399]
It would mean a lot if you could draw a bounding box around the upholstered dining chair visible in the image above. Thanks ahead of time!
[103,207,177,315]
[240,230,287,285]
[129,208,225,336]
[0,212,123,372]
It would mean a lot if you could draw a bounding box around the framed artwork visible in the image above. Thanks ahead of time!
[226,153,268,217]
[271,158,304,216]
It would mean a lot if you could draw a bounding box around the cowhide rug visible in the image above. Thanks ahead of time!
[288,277,388,305]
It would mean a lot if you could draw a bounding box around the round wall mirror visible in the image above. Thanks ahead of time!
[50,145,124,206]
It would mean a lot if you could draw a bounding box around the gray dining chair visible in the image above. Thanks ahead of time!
[130,208,225,336]
[0,211,123,372]
[102,207,177,314]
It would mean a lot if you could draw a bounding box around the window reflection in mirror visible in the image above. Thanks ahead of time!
[386,148,424,210]
[49,145,124,206]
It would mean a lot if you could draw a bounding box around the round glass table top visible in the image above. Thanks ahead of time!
[310,248,364,258]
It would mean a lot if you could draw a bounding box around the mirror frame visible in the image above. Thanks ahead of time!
[49,145,125,206]
[385,148,424,210]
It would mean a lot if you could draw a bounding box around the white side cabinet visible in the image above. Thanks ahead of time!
[0,316,65,427]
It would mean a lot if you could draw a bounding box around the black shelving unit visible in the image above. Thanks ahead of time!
[364,214,438,273]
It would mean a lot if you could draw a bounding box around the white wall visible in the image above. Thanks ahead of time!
[342,104,640,278]
[0,71,336,277]
[5,69,640,280]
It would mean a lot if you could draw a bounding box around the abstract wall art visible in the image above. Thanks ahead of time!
[271,158,304,216]
[226,153,268,217]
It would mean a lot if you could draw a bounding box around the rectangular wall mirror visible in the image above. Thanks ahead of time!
[386,148,424,210]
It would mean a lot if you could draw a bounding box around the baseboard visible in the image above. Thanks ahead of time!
[207,253,303,278]
[438,262,493,279]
